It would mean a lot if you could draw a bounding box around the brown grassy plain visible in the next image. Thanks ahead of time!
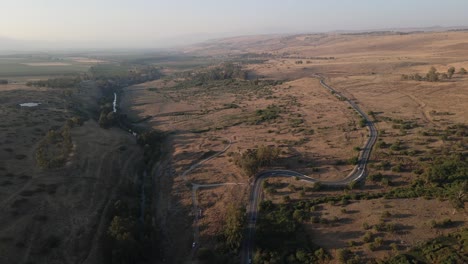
[122,31,467,263]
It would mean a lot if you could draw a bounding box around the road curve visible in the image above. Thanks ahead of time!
[241,75,378,264]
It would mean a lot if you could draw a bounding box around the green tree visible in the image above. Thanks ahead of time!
[447,67,456,78]
[459,67,467,74]
[224,204,246,251]
[426,67,439,82]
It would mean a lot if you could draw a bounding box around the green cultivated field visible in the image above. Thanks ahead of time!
[0,57,92,77]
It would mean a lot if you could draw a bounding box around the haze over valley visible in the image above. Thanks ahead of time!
[0,1,467,264]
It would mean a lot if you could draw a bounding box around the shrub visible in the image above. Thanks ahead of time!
[336,248,350,263]
[362,222,371,230]
[348,156,359,165]
[362,231,373,243]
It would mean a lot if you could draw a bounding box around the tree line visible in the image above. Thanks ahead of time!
[401,66,467,82]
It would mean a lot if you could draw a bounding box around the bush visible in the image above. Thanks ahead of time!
[255,104,281,123]
[336,248,350,263]
[362,231,373,243]
[348,156,359,165]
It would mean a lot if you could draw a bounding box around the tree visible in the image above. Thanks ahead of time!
[292,209,306,222]
[224,204,246,251]
[459,67,467,74]
[447,67,456,78]
[426,67,439,82]
[413,73,423,81]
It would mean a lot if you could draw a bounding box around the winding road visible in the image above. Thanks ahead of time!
[241,75,378,264]
[179,137,248,259]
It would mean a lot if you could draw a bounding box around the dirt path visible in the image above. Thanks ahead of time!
[405,93,437,126]
[173,136,249,260]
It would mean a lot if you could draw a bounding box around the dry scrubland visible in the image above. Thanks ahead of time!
[0,82,142,263]
[121,71,366,262]
[0,31,466,264]
[122,31,467,263]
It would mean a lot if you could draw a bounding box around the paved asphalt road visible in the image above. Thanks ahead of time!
[241,76,378,264]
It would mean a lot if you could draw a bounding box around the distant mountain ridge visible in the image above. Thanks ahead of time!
[2,25,468,53]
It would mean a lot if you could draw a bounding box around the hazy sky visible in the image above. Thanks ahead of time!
[2,0,468,49]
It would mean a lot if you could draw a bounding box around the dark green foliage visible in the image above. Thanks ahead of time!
[104,199,152,264]
[255,105,281,123]
[255,201,330,264]
[27,77,81,88]
[224,205,246,251]
[99,110,117,128]
[256,204,297,249]
[458,67,467,74]
[177,63,247,85]
[35,124,74,169]
[368,172,384,182]
[336,248,351,263]
[424,154,467,184]
[234,145,280,176]
[137,130,166,164]
[390,140,403,151]
[359,118,367,127]
[383,229,468,264]
[348,156,359,165]
[430,218,455,229]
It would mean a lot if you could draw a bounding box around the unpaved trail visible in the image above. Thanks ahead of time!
[405,93,437,126]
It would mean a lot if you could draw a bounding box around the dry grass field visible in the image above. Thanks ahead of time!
[121,74,366,262]
[120,31,467,263]
[1,30,466,264]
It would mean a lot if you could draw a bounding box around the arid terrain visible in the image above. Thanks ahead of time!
[0,30,467,264]
[121,31,467,263]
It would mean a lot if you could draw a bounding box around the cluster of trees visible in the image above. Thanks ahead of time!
[234,145,281,176]
[93,66,162,129]
[137,130,166,164]
[383,229,468,264]
[401,66,467,82]
[223,204,246,252]
[0,79,8,84]
[35,118,82,169]
[424,153,467,185]
[255,104,281,123]
[176,63,248,86]
[104,199,154,264]
[254,200,330,264]
[26,77,81,88]
[91,65,162,87]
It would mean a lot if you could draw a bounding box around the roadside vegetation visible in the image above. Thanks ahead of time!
[197,204,247,263]
[254,200,330,264]
[233,145,281,176]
